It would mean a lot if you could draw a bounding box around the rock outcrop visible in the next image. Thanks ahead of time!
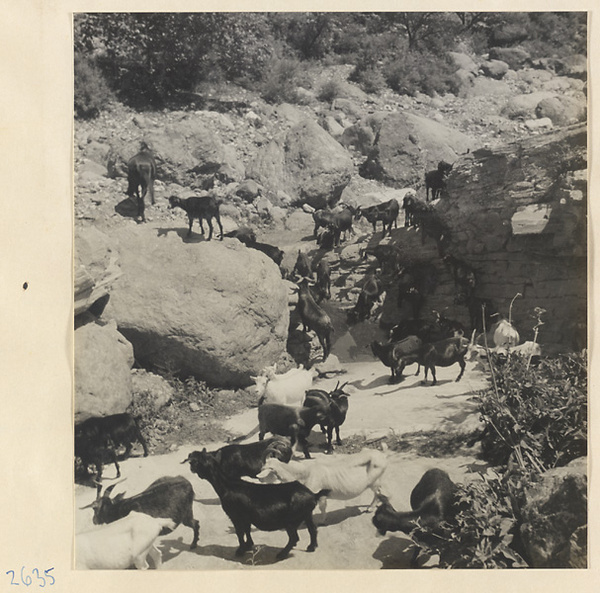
[518,457,587,568]
[359,112,476,188]
[74,320,135,423]
[75,225,121,319]
[436,123,587,352]
[248,119,353,209]
[104,226,289,387]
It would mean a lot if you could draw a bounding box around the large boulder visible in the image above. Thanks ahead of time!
[535,95,587,127]
[104,226,289,388]
[489,47,531,70]
[106,114,245,185]
[248,120,353,209]
[551,54,587,80]
[75,225,121,318]
[447,52,478,74]
[360,112,475,188]
[501,92,556,120]
[518,458,587,568]
[75,320,135,423]
[480,59,509,80]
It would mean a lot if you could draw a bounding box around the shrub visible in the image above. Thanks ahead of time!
[476,352,587,471]
[317,79,345,103]
[259,56,304,104]
[383,50,460,97]
[74,54,114,119]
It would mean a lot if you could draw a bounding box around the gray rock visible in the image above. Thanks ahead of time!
[501,92,556,120]
[489,47,531,70]
[481,59,509,80]
[75,321,134,423]
[519,458,587,568]
[75,225,122,318]
[535,95,587,127]
[131,369,174,410]
[104,225,289,388]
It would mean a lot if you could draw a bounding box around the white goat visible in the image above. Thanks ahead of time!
[251,364,317,407]
[257,449,388,521]
[76,511,176,570]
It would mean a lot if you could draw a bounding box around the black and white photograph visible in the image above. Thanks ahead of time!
[70,11,589,571]
[3,3,595,588]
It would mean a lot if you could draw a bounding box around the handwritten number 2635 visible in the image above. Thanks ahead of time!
[5,568,54,587]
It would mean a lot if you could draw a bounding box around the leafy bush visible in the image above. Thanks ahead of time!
[128,374,256,454]
[476,352,587,471]
[259,56,305,104]
[383,50,460,97]
[74,54,114,119]
[317,79,345,102]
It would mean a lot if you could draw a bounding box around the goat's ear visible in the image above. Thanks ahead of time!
[115,492,126,501]
[202,447,207,453]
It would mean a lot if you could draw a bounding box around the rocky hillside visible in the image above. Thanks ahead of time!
[75,56,587,415]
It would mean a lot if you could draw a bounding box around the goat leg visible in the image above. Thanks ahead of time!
[335,425,342,446]
[277,527,300,560]
[455,359,466,382]
[305,517,318,552]
[187,215,194,237]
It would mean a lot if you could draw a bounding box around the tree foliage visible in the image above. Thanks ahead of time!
[73,11,587,113]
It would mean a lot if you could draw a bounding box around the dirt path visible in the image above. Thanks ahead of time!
[75,360,489,570]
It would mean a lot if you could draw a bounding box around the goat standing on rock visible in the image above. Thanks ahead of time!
[295,278,334,361]
[168,194,223,240]
[126,144,156,223]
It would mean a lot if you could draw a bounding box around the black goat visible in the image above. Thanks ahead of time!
[168,195,224,240]
[82,476,200,550]
[360,244,402,276]
[312,207,354,244]
[185,449,329,559]
[312,258,331,302]
[402,196,450,256]
[397,263,438,319]
[248,241,285,267]
[371,336,422,383]
[185,437,292,480]
[347,271,385,324]
[373,468,457,535]
[258,404,327,459]
[295,279,334,361]
[443,254,477,298]
[418,336,472,386]
[75,413,148,460]
[292,250,312,280]
[356,199,400,237]
[389,312,465,344]
[425,161,453,202]
[455,290,498,333]
[303,381,350,452]
[223,226,257,245]
[126,145,156,222]
[74,430,120,494]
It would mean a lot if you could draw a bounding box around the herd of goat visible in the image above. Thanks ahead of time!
[75,149,533,569]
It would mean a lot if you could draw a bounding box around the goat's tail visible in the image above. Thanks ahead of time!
[230,423,260,443]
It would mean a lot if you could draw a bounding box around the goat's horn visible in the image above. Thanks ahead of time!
[79,501,96,510]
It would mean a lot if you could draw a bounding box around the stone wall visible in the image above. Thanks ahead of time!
[436,124,587,352]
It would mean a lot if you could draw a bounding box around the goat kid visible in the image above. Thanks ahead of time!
[258,403,327,459]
